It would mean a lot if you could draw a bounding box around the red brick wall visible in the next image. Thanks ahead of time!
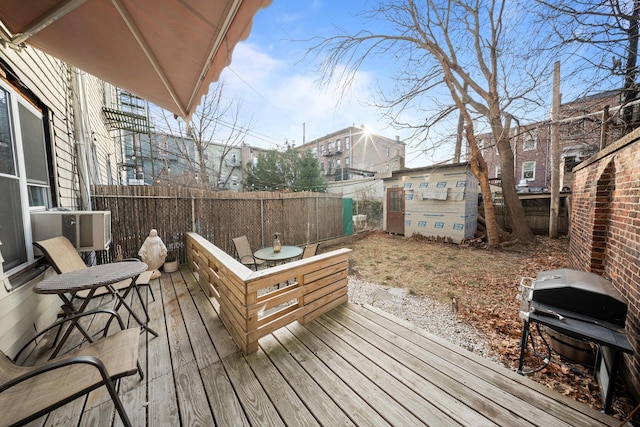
[570,129,640,398]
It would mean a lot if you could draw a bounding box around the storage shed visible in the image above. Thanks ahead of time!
[383,163,478,243]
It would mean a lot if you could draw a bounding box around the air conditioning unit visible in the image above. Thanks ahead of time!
[31,210,112,251]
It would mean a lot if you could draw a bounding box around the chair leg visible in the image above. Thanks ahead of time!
[104,376,133,427]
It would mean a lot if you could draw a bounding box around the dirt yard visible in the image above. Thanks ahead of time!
[325,230,635,420]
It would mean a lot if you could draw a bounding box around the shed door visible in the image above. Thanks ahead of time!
[387,188,405,235]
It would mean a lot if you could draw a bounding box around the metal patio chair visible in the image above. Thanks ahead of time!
[232,236,265,271]
[33,236,154,302]
[0,324,140,427]
[302,243,319,259]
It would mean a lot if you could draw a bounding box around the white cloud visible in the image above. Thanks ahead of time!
[221,42,401,150]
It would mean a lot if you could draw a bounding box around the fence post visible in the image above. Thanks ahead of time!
[260,198,265,248]
[191,197,195,232]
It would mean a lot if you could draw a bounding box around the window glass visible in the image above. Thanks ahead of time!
[522,161,535,180]
[523,130,537,151]
[0,177,26,270]
[20,103,48,184]
[0,88,16,176]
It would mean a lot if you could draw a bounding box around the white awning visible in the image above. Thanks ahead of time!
[0,0,271,119]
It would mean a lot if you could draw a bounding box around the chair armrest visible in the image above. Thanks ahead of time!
[0,354,112,393]
[13,309,125,363]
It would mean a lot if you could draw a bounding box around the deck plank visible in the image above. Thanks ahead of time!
[304,318,462,425]
[171,269,219,369]
[344,303,619,427]
[147,276,173,381]
[161,272,196,368]
[182,265,238,359]
[273,326,394,427]
[174,360,215,426]
[245,343,322,426]
[286,320,427,426]
[319,310,504,426]
[200,360,251,427]
[322,307,535,426]
[222,352,287,427]
[148,372,180,426]
[21,267,624,427]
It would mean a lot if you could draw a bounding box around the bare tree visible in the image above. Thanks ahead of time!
[537,0,640,131]
[309,0,548,245]
[159,81,252,190]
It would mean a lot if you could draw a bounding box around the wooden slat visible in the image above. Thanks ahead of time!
[161,272,196,368]
[171,269,219,369]
[148,372,180,426]
[200,360,250,427]
[285,321,426,425]
[344,303,619,427]
[222,352,286,426]
[23,266,623,427]
[272,327,393,427]
[245,344,321,426]
[319,309,528,426]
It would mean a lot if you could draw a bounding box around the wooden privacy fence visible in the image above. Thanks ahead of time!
[186,232,351,354]
[91,185,344,263]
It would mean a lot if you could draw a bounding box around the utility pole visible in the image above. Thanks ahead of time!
[549,61,561,238]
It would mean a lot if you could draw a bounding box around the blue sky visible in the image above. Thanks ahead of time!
[213,1,622,168]
[218,1,432,167]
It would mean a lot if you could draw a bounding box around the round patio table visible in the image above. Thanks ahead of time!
[254,245,303,263]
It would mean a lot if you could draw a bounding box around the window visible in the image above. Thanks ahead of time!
[522,161,535,180]
[344,136,350,150]
[336,139,341,152]
[495,166,501,179]
[328,142,334,153]
[231,153,237,164]
[345,156,350,167]
[386,147,390,157]
[0,83,51,273]
[523,129,537,151]
[320,145,325,155]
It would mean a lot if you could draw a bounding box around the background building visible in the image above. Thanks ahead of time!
[297,126,406,181]
[478,90,623,192]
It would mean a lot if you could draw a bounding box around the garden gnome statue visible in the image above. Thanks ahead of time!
[138,229,167,279]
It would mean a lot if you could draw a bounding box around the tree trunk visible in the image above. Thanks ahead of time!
[466,127,500,248]
[490,117,534,242]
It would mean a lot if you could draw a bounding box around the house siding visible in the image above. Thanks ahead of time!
[0,45,118,355]
[570,127,640,400]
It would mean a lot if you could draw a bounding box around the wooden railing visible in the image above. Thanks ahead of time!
[185,232,351,354]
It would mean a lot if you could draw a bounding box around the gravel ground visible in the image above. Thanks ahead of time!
[348,276,493,359]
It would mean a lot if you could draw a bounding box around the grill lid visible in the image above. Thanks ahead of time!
[532,269,627,328]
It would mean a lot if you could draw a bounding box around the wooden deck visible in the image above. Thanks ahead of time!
[22,266,621,427]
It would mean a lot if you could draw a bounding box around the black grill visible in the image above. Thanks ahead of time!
[517,268,633,414]
[531,269,627,328]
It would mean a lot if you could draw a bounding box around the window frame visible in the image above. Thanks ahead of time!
[522,129,537,151]
[522,161,536,181]
[0,80,52,277]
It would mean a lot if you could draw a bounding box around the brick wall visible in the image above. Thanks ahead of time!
[570,128,640,399]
